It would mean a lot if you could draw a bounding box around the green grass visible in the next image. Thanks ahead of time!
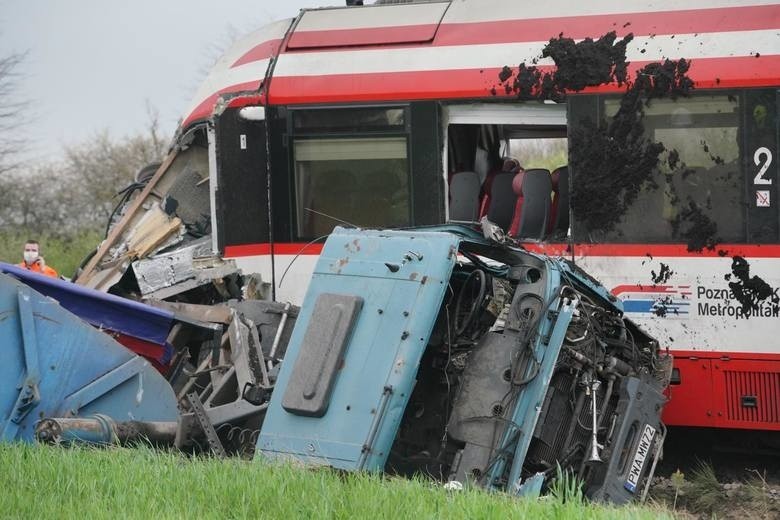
[0,444,673,520]
[0,229,102,279]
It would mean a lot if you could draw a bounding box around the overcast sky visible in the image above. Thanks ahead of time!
[0,0,331,160]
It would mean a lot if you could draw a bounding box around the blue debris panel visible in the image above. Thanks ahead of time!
[0,263,176,369]
[258,227,459,470]
[0,262,174,345]
[0,272,179,442]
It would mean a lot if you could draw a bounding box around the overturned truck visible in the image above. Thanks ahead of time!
[2,224,670,504]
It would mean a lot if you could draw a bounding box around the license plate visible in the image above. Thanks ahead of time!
[624,424,656,493]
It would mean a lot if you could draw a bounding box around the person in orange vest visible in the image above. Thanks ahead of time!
[18,239,58,277]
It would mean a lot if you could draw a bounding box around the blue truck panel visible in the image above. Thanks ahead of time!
[258,228,459,470]
[0,272,178,442]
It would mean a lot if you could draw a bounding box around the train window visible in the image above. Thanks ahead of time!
[293,107,406,134]
[293,137,411,238]
[571,93,745,245]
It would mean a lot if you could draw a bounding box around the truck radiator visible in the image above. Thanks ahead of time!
[526,370,614,469]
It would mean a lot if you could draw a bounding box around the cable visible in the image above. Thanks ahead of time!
[278,234,330,288]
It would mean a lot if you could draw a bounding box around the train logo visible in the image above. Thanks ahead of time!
[611,285,692,319]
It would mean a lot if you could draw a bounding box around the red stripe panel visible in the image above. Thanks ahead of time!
[114,333,170,375]
[527,242,780,258]
[436,5,777,48]
[185,55,780,128]
[277,5,779,55]
[181,80,262,129]
[224,243,272,257]
[231,38,284,68]
[268,55,780,105]
[224,241,780,258]
[226,93,265,109]
[288,23,440,49]
[671,350,780,362]
[223,242,325,258]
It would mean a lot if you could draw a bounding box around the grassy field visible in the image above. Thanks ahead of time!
[0,444,672,520]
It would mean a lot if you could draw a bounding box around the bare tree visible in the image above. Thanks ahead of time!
[0,107,168,236]
[0,49,27,176]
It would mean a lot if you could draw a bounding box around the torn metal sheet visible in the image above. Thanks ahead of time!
[140,264,240,300]
[131,236,236,297]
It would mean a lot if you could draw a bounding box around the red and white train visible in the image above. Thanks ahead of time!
[123,1,780,433]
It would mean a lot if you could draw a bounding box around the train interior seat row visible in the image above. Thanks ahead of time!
[449,165,569,240]
[447,122,569,240]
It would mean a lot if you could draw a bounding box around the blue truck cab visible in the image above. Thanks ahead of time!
[258,226,669,503]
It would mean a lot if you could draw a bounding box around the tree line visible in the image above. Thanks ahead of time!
[0,48,167,239]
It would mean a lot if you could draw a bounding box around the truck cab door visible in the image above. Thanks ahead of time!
[258,227,459,471]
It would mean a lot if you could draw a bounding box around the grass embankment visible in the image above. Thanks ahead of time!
[0,444,671,520]
[0,229,102,279]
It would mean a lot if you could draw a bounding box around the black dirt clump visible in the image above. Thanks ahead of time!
[651,262,674,284]
[667,149,680,170]
[701,140,726,165]
[497,32,633,101]
[727,256,779,317]
[653,296,677,317]
[568,59,694,235]
[498,65,513,83]
[671,199,720,252]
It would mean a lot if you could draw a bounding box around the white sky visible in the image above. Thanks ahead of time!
[0,0,331,160]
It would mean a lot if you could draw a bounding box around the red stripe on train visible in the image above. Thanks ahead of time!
[223,242,780,258]
[181,81,263,129]
[224,243,324,257]
[267,55,780,105]
[525,243,780,258]
[288,24,440,49]
[231,38,284,68]
[277,4,780,55]
[434,5,780,47]
[670,350,780,362]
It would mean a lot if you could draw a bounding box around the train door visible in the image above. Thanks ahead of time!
[211,104,272,293]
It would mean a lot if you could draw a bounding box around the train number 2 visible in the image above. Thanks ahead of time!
[753,147,773,185]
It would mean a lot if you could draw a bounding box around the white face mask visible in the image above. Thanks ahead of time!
[23,250,39,264]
